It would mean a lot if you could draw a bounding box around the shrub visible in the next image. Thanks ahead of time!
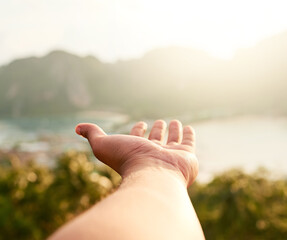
[0,152,286,239]
[0,151,120,240]
[189,169,287,240]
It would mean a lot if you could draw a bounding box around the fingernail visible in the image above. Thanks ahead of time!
[75,126,81,135]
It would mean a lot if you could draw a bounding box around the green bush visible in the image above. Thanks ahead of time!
[0,152,286,239]
[0,151,120,240]
[189,169,287,240]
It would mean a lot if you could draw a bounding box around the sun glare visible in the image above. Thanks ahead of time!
[1,0,287,63]
[159,0,286,58]
[120,0,287,60]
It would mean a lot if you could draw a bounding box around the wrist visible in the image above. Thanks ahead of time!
[119,158,189,188]
[118,154,198,187]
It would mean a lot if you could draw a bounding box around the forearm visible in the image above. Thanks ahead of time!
[113,167,204,240]
[50,165,205,240]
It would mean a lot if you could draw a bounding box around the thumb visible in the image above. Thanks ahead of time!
[75,123,106,140]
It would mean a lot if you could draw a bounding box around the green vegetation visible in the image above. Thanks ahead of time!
[189,169,287,240]
[0,151,120,240]
[0,152,286,239]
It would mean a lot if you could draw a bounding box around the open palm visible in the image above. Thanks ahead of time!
[76,120,198,186]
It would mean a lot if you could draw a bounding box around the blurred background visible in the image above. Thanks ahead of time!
[0,0,287,239]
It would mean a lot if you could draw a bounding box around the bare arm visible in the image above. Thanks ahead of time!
[49,120,205,240]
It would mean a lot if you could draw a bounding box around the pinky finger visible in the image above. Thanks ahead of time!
[181,125,196,147]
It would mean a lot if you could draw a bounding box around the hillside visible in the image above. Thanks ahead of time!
[1,32,287,118]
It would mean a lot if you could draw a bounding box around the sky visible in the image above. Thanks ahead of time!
[1,0,287,65]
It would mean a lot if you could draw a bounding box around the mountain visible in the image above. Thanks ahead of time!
[1,32,287,119]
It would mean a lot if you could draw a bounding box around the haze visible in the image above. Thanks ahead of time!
[1,0,287,65]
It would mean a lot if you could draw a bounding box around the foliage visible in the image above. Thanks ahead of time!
[189,169,287,240]
[0,151,120,240]
[0,152,286,239]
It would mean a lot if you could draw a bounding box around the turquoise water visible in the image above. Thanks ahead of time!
[0,112,128,135]
[0,112,129,157]
[1,114,286,180]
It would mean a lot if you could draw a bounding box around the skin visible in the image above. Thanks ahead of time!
[49,120,205,240]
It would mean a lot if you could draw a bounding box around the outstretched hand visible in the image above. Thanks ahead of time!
[75,120,198,186]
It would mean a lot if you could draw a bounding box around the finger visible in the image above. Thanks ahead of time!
[148,120,167,143]
[167,120,182,145]
[181,125,196,147]
[75,123,106,141]
[130,121,147,137]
